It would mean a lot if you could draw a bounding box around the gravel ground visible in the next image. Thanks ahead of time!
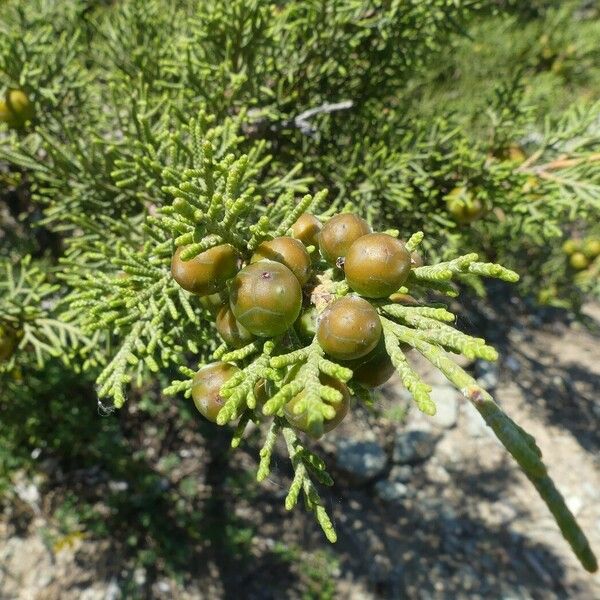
[1,301,599,599]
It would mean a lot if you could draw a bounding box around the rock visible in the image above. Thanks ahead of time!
[504,355,520,373]
[13,478,41,514]
[374,480,409,503]
[393,430,437,464]
[389,465,412,483]
[104,579,121,600]
[0,536,54,594]
[81,587,111,600]
[108,480,128,493]
[155,580,171,593]
[335,439,388,483]
[566,496,583,515]
[134,567,146,586]
[424,462,451,484]
[428,385,459,429]
[475,360,499,390]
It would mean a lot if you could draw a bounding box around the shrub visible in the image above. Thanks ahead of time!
[1,0,598,575]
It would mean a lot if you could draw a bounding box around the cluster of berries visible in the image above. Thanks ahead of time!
[0,89,34,129]
[562,237,600,271]
[171,213,422,434]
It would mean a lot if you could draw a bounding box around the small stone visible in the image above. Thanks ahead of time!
[13,478,41,511]
[566,496,583,515]
[156,580,170,593]
[134,567,146,586]
[504,355,520,373]
[375,480,409,503]
[108,480,128,493]
[393,429,437,464]
[492,501,518,524]
[475,360,499,390]
[428,385,459,429]
[80,588,107,600]
[425,462,451,484]
[104,578,121,600]
[389,465,412,483]
[335,439,387,483]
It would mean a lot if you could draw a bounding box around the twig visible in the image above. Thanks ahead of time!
[244,100,354,138]
[521,152,600,173]
[290,100,354,135]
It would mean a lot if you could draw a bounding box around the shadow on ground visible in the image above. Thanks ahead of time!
[458,281,600,454]
[1,392,586,599]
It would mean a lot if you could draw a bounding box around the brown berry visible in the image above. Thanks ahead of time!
[291,213,322,247]
[318,213,371,265]
[171,244,239,295]
[343,336,395,388]
[191,362,239,423]
[230,261,302,336]
[344,233,411,298]
[251,236,312,285]
[215,305,255,348]
[317,296,382,360]
[446,187,485,224]
[284,374,350,438]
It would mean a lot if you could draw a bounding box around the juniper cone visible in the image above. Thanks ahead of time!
[341,336,396,388]
[344,233,412,298]
[284,372,350,439]
[192,362,240,423]
[291,213,322,247]
[171,244,239,295]
[318,213,372,265]
[216,305,255,349]
[230,261,302,337]
[317,296,382,360]
[251,236,312,285]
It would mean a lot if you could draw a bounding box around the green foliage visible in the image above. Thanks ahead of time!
[410,1,600,122]
[0,0,598,580]
[0,256,96,370]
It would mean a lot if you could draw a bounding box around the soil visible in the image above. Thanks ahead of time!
[1,298,599,600]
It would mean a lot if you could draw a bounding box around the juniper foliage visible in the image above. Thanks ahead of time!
[0,0,598,575]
